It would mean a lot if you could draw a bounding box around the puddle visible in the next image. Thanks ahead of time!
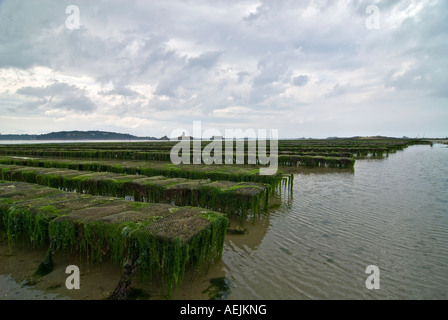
[0,274,69,300]
[202,277,231,300]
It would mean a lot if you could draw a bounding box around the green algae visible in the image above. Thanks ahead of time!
[278,155,355,169]
[0,164,269,217]
[0,181,229,295]
[0,156,286,189]
[34,246,54,277]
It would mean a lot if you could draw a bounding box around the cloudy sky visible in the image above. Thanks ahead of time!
[0,0,447,138]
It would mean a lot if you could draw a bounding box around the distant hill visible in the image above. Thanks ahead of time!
[0,130,159,141]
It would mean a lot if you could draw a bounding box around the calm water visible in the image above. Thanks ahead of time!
[216,143,448,300]
[1,144,447,299]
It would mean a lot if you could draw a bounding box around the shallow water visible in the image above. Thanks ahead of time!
[1,144,447,300]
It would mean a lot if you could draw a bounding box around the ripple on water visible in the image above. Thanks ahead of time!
[222,145,448,299]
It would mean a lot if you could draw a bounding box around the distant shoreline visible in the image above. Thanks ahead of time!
[0,130,167,142]
[0,140,169,145]
[1,130,445,143]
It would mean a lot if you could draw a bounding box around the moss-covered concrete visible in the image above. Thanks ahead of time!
[0,181,228,295]
[0,164,270,217]
[0,156,287,188]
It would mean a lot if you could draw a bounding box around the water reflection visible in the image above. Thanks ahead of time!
[221,144,448,299]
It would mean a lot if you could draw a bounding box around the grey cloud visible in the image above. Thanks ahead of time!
[237,71,250,84]
[325,83,350,99]
[17,82,77,96]
[243,3,270,23]
[249,83,285,104]
[0,0,447,137]
[16,100,47,111]
[155,51,222,97]
[16,82,96,112]
[53,95,96,112]
[99,87,140,97]
[292,75,309,87]
[253,52,289,87]
[154,72,187,98]
[186,51,222,70]
[380,1,448,98]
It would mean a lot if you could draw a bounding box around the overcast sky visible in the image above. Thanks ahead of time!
[0,0,447,138]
